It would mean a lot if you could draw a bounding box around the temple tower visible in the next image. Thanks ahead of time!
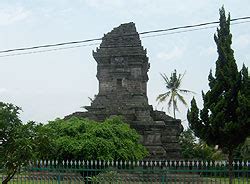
[67,23,183,159]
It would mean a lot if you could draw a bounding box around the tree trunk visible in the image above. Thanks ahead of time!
[228,150,233,184]
[2,169,17,184]
[173,103,176,119]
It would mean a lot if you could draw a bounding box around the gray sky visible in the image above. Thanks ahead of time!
[0,0,249,128]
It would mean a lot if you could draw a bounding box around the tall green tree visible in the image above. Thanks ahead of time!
[187,7,250,184]
[157,70,194,118]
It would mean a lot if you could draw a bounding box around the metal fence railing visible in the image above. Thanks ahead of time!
[1,160,249,183]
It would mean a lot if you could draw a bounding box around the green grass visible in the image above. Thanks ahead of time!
[1,173,249,184]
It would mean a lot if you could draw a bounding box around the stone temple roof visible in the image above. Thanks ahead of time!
[100,22,141,48]
[93,22,146,59]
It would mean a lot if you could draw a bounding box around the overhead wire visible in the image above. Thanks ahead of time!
[0,16,250,58]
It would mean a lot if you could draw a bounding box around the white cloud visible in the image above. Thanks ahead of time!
[0,4,31,26]
[157,47,185,62]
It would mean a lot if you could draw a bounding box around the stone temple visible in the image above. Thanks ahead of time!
[67,22,183,159]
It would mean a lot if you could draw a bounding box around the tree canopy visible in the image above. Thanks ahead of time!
[38,116,148,161]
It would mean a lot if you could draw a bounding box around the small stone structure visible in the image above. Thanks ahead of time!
[67,22,183,159]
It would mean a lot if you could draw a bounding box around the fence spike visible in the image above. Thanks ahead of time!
[115,161,118,166]
[150,161,153,166]
[192,161,195,166]
[111,160,114,166]
[183,161,186,166]
[205,161,208,167]
[159,161,162,166]
[169,161,172,166]
[174,161,177,166]
[214,161,217,166]
[133,161,136,166]
[165,161,167,166]
[233,161,235,166]
[78,160,81,166]
[62,160,65,165]
[241,161,245,167]
[90,160,93,166]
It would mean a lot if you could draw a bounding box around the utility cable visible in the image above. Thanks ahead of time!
[0,16,250,57]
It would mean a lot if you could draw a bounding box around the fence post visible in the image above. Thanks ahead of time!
[57,174,60,184]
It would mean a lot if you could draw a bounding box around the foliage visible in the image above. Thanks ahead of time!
[240,137,250,160]
[87,171,120,184]
[0,102,38,184]
[156,70,194,118]
[234,137,250,160]
[179,128,224,160]
[187,7,249,184]
[39,116,148,161]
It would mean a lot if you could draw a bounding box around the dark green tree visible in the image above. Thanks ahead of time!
[157,70,194,118]
[187,7,250,184]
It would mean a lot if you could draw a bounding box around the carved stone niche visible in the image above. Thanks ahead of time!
[65,22,183,159]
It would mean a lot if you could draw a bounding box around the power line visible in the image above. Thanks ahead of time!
[0,43,100,58]
[0,20,249,58]
[0,16,250,57]
[139,16,250,35]
[141,20,250,39]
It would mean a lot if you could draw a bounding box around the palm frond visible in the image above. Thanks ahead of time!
[176,93,188,107]
[179,89,196,94]
[160,73,170,85]
[156,91,171,104]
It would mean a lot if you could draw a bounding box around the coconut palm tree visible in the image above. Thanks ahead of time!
[156,70,194,119]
